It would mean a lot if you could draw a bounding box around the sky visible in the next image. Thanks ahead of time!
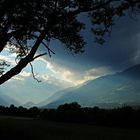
[0,14,140,104]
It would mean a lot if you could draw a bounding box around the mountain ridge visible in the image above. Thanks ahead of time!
[43,64,140,108]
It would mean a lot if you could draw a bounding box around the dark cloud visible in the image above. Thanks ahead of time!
[39,14,140,74]
[82,15,140,71]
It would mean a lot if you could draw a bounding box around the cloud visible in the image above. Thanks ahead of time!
[133,51,140,63]
[20,71,31,77]
[1,43,112,88]
[40,15,140,73]
[36,56,112,86]
[66,66,111,85]
[129,33,140,64]
[11,71,31,81]
[86,67,111,77]
[39,74,49,81]
[5,14,139,86]
[0,54,16,66]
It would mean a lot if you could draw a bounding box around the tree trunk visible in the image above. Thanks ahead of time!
[0,30,46,85]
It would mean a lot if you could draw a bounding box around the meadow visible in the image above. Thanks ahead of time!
[0,116,140,140]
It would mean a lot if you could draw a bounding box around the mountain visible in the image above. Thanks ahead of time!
[0,91,19,106]
[38,86,79,107]
[22,101,37,108]
[44,64,140,108]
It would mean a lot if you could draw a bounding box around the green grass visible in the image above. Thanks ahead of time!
[0,116,140,140]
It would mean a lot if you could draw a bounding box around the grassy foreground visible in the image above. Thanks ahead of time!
[0,116,140,140]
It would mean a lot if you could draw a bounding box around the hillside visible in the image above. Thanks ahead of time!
[0,91,19,106]
[44,64,140,108]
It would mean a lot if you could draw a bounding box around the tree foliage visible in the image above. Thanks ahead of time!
[0,0,140,84]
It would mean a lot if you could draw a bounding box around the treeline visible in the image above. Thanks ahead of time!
[1,102,140,128]
[0,104,39,118]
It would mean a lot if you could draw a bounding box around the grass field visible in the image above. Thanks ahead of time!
[0,116,140,140]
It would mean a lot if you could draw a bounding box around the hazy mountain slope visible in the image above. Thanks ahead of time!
[38,86,79,107]
[45,64,140,108]
[0,91,19,106]
[0,95,8,106]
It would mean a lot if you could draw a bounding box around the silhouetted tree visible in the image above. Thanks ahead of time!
[8,104,18,115]
[0,0,140,84]
[18,106,28,117]
[28,106,39,117]
[57,102,81,111]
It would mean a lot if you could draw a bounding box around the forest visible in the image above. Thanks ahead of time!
[0,102,140,128]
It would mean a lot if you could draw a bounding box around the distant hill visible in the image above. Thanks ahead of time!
[0,91,19,106]
[22,101,37,108]
[43,64,140,108]
[38,86,79,107]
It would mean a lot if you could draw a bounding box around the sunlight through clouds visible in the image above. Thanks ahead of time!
[11,71,31,81]
[36,57,112,86]
[1,49,112,87]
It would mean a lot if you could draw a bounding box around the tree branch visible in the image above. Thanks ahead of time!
[0,30,46,84]
[67,0,113,17]
[30,33,55,57]
[29,63,41,83]
[33,52,47,60]
[42,42,55,57]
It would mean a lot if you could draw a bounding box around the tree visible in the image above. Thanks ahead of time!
[57,102,81,111]
[0,0,140,84]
